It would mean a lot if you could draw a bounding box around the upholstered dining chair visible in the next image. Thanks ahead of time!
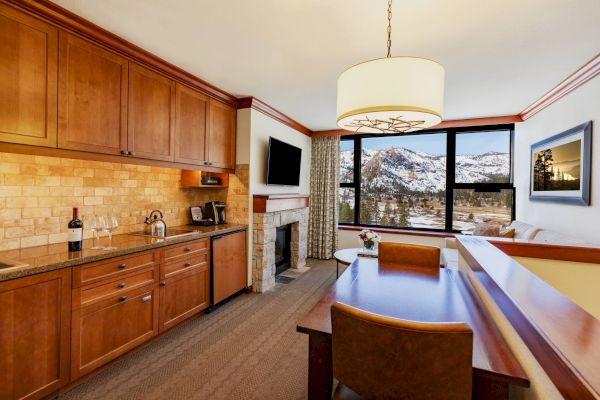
[377,242,441,269]
[331,301,473,400]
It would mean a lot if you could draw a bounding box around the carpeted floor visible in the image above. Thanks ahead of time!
[60,258,337,400]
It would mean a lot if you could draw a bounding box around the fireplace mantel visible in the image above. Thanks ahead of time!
[253,194,310,213]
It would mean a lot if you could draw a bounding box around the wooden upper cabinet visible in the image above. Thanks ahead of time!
[0,3,57,148]
[0,269,71,400]
[58,32,128,155]
[128,63,175,161]
[207,99,236,169]
[175,83,208,164]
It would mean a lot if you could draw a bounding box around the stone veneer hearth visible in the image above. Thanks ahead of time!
[253,207,308,292]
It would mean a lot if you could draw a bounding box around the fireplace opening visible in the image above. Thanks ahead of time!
[275,224,291,275]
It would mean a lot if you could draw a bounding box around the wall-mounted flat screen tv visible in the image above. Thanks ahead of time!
[266,137,302,186]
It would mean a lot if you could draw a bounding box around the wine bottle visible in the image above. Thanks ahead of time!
[68,207,83,252]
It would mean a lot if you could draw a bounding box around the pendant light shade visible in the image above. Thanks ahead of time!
[337,56,445,133]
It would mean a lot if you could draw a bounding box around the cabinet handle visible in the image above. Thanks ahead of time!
[118,282,126,289]
[128,151,136,157]
[118,295,128,302]
[160,281,166,287]
[120,149,127,155]
[184,262,192,267]
[142,295,152,302]
[118,263,127,270]
[184,247,192,252]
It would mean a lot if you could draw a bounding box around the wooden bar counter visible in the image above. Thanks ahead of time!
[297,259,529,400]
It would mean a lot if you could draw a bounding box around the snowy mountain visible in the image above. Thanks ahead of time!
[341,147,509,193]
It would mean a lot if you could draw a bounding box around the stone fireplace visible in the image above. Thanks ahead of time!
[252,194,310,292]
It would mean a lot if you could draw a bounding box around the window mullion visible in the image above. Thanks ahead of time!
[445,131,456,232]
[354,137,361,225]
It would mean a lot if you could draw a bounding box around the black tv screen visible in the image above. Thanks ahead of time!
[266,137,302,186]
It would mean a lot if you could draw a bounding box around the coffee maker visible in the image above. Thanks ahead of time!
[204,201,226,225]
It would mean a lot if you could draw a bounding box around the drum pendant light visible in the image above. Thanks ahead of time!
[336,0,445,133]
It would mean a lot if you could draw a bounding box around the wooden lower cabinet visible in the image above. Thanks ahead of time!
[0,269,71,400]
[212,230,247,304]
[71,284,158,379]
[159,265,210,332]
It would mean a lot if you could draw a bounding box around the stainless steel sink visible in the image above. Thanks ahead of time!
[0,258,30,270]
[129,229,197,240]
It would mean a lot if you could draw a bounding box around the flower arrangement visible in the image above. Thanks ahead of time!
[358,229,381,251]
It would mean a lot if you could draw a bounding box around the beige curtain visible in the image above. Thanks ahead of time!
[308,135,340,259]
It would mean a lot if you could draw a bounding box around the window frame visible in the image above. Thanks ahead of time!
[339,124,516,232]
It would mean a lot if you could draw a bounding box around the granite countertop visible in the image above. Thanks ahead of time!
[0,224,247,282]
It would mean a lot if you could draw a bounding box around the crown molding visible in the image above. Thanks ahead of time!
[434,115,523,129]
[520,53,600,120]
[311,115,522,137]
[237,97,313,136]
[6,0,238,106]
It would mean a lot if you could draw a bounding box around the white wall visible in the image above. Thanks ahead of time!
[249,109,311,195]
[237,108,312,286]
[514,77,600,243]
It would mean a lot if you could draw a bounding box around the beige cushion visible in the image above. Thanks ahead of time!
[473,223,500,237]
[499,227,516,238]
[509,221,540,240]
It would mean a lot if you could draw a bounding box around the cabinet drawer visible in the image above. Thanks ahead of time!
[74,266,158,309]
[162,253,208,279]
[71,284,158,379]
[163,238,208,262]
[73,250,158,288]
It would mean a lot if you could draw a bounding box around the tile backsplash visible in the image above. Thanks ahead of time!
[0,152,249,251]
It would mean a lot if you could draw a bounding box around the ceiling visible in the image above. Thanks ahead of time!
[53,0,600,131]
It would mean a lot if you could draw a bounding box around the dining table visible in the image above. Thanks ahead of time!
[296,258,529,400]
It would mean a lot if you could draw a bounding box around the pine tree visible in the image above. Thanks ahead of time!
[380,201,393,226]
[396,200,409,227]
[339,200,354,222]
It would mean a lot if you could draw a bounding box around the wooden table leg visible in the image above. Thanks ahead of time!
[307,331,333,400]
[473,374,509,400]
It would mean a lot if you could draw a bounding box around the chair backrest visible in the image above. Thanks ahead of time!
[378,242,441,269]
[331,302,473,400]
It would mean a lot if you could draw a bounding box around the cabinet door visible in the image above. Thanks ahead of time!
[206,99,236,169]
[0,269,71,400]
[58,32,128,155]
[174,83,208,165]
[0,3,57,147]
[159,265,210,332]
[212,231,247,304]
[71,285,158,379]
[128,63,175,161]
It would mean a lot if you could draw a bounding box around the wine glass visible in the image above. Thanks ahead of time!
[87,215,104,250]
[100,215,118,250]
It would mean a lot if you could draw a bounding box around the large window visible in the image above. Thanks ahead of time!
[339,125,515,232]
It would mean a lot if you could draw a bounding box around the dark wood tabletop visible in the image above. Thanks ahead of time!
[297,259,529,393]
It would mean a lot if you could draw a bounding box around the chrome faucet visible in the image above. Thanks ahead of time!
[144,210,166,237]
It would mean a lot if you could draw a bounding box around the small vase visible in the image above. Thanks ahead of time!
[363,240,375,251]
